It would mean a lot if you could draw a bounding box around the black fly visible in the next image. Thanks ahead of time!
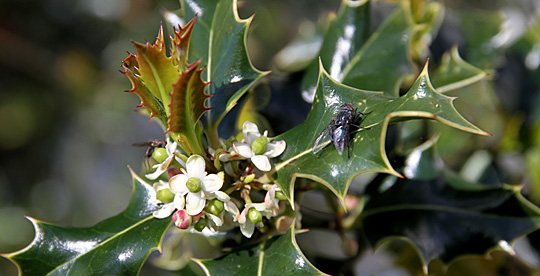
[133,139,167,166]
[312,104,370,158]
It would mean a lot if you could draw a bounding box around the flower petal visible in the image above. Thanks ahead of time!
[166,140,178,155]
[153,203,175,219]
[242,121,260,146]
[169,174,189,195]
[251,155,271,172]
[225,201,239,218]
[186,191,206,215]
[264,140,286,158]
[207,213,223,227]
[173,194,185,210]
[202,174,223,193]
[233,142,253,158]
[145,156,174,180]
[214,191,230,202]
[186,155,206,179]
[240,220,255,238]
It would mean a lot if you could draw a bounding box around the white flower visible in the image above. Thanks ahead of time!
[152,180,186,219]
[231,121,286,172]
[146,139,185,180]
[169,155,223,215]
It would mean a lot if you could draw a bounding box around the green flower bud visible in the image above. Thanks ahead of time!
[194,217,207,232]
[156,188,175,203]
[207,199,224,216]
[248,208,262,224]
[186,177,202,193]
[152,147,168,163]
[243,173,256,184]
[251,136,269,155]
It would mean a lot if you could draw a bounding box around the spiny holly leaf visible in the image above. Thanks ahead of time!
[170,16,196,72]
[122,54,167,120]
[273,61,489,207]
[194,223,326,276]
[132,25,180,114]
[165,0,268,137]
[167,59,212,154]
[360,138,540,264]
[1,168,172,275]
[301,0,370,101]
[431,46,488,93]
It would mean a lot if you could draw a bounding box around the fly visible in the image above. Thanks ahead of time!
[312,103,370,158]
[133,139,167,166]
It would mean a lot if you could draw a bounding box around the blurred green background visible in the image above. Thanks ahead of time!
[1,0,540,275]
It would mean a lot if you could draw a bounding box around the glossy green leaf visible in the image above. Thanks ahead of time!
[273,62,489,207]
[195,224,326,276]
[360,139,540,264]
[2,168,172,275]
[301,0,370,101]
[339,2,416,96]
[166,0,268,143]
[431,47,488,93]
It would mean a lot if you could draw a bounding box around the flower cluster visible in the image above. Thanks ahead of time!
[146,121,292,238]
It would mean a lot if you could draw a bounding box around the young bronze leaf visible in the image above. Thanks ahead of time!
[167,59,211,136]
[121,54,167,120]
[132,24,179,113]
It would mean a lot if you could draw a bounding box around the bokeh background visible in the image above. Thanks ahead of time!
[1,0,540,275]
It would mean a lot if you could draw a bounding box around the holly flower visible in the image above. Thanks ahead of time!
[230,121,286,172]
[146,139,185,180]
[152,180,186,219]
[169,155,223,215]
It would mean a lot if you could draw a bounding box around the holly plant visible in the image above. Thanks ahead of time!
[3,0,540,275]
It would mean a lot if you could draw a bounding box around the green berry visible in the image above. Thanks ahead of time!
[207,199,224,216]
[194,217,207,232]
[275,190,287,201]
[251,136,269,155]
[248,208,262,224]
[186,177,202,193]
[156,188,175,203]
[152,147,168,163]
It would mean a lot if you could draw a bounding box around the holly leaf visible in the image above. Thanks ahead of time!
[338,2,416,96]
[1,168,172,275]
[194,223,326,276]
[166,0,268,135]
[131,25,180,115]
[167,59,212,154]
[301,0,370,101]
[122,53,167,121]
[273,61,489,207]
[431,46,488,93]
[360,138,540,264]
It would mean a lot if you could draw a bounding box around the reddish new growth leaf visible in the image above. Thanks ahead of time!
[171,15,197,71]
[121,54,167,120]
[167,59,212,135]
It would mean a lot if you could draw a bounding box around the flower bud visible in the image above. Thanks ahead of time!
[156,188,175,203]
[251,136,269,155]
[152,147,168,163]
[172,210,191,229]
[186,177,202,193]
[207,199,224,216]
[243,173,256,184]
[247,208,262,224]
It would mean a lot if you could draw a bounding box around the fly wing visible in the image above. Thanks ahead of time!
[332,127,348,156]
[313,126,332,154]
